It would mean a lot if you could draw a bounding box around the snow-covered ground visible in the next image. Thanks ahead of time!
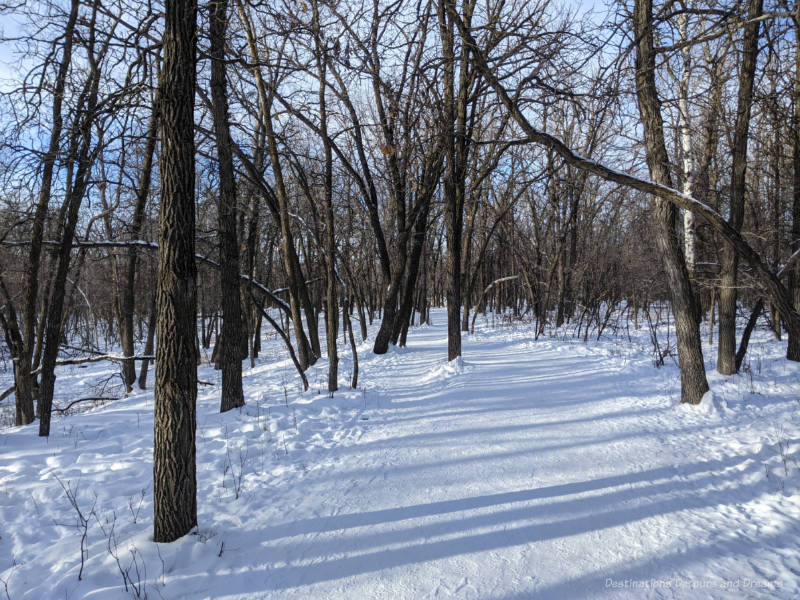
[1,308,799,599]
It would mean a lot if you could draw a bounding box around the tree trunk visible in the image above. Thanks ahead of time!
[393,174,435,345]
[312,1,338,392]
[677,12,697,277]
[373,278,402,354]
[19,0,79,427]
[735,299,763,372]
[121,90,160,391]
[717,0,763,374]
[393,215,429,346]
[437,0,474,362]
[245,193,262,364]
[343,294,358,389]
[0,278,34,426]
[708,288,716,345]
[633,0,709,404]
[39,18,103,436]
[789,11,800,361]
[137,289,156,390]
[210,0,244,412]
[153,0,198,543]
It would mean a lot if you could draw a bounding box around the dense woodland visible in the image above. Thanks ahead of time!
[0,0,799,541]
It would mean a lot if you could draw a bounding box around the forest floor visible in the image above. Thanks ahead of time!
[1,308,799,599]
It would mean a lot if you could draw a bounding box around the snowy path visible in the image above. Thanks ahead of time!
[238,329,799,599]
[1,315,799,599]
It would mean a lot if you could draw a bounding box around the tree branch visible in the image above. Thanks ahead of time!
[447,7,800,341]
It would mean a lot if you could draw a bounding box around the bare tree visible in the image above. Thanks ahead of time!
[437,0,474,361]
[38,0,123,436]
[788,0,800,360]
[209,0,245,411]
[311,0,339,392]
[632,0,709,403]
[153,0,199,543]
[717,0,763,375]
[15,0,80,427]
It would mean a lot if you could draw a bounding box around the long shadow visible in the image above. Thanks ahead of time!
[379,390,661,422]
[211,331,798,593]
[256,448,770,544]
[246,455,768,567]
[301,412,729,467]
[377,371,667,412]
[255,451,783,589]
[284,425,742,493]
[485,531,798,599]
[369,351,615,401]
[382,404,666,431]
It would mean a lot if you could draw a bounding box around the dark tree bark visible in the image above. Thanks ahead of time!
[138,288,157,390]
[125,92,160,389]
[440,0,463,361]
[735,299,763,372]
[311,0,338,392]
[210,0,245,412]
[233,2,318,369]
[393,197,432,346]
[343,292,359,389]
[717,0,763,374]
[153,0,198,543]
[372,264,404,354]
[0,277,31,425]
[39,1,106,436]
[18,0,80,426]
[631,0,709,404]
[789,9,800,361]
[245,192,262,365]
[437,0,475,361]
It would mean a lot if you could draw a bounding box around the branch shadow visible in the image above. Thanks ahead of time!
[241,448,785,590]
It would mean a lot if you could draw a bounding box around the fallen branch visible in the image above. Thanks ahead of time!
[58,354,154,367]
[53,397,118,414]
[29,354,155,376]
[61,344,106,356]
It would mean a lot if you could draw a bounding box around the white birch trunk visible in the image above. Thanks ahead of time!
[679,11,697,275]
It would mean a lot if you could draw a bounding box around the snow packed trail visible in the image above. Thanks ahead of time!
[1,310,799,599]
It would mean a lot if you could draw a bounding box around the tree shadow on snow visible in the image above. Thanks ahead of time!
[245,448,787,590]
